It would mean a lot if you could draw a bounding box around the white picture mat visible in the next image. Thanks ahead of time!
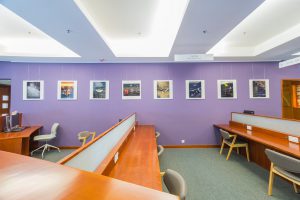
[122,80,142,100]
[22,80,44,100]
[89,80,109,100]
[217,80,237,99]
[232,113,300,137]
[57,80,77,100]
[249,79,270,98]
[185,80,205,99]
[154,80,173,99]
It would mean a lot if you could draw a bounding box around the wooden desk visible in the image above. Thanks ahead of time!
[0,126,42,155]
[214,123,300,169]
[0,150,178,200]
[107,125,162,191]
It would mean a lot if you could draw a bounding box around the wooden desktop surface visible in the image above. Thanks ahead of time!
[0,150,178,200]
[108,125,162,191]
[0,126,42,155]
[214,124,300,158]
[0,126,42,139]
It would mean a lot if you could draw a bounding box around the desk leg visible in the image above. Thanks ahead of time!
[22,138,30,156]
[29,129,40,154]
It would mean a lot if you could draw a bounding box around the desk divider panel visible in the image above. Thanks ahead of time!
[231,113,300,136]
[63,114,136,172]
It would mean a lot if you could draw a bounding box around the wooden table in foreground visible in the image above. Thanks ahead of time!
[107,125,162,191]
[0,126,42,155]
[0,150,178,200]
[214,124,300,169]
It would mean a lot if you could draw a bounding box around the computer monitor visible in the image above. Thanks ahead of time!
[1,115,11,132]
[243,110,255,115]
[10,113,20,129]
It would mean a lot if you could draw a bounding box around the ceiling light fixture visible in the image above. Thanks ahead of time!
[0,5,79,57]
[207,1,300,57]
[74,0,190,57]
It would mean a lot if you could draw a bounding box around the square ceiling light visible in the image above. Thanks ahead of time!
[74,0,190,57]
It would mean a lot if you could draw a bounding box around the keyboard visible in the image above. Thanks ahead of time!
[11,127,27,132]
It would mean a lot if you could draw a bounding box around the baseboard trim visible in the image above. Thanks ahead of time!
[59,146,80,149]
[163,145,221,148]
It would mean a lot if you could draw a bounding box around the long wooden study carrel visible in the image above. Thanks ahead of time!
[214,112,300,169]
[0,113,177,200]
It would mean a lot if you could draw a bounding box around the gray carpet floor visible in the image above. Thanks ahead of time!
[160,148,299,200]
[33,148,299,200]
[31,149,75,162]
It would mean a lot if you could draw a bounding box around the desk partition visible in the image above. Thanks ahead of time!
[59,113,136,172]
[231,112,300,136]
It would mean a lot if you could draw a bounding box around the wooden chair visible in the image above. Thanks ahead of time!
[265,149,300,196]
[157,145,164,157]
[155,131,161,138]
[78,131,96,146]
[163,169,187,200]
[219,129,250,161]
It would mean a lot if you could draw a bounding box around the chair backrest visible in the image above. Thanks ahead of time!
[78,131,90,139]
[265,149,300,173]
[155,131,161,138]
[219,129,231,140]
[157,145,164,157]
[163,169,187,200]
[50,123,59,136]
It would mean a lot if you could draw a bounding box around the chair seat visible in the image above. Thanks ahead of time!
[224,138,247,145]
[33,134,55,142]
[275,166,300,182]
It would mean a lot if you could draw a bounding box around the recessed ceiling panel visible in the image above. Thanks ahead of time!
[207,0,300,57]
[0,4,80,57]
[75,0,190,57]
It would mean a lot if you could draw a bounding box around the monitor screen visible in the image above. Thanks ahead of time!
[10,113,19,128]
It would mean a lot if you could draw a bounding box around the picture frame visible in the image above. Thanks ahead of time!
[217,80,237,99]
[185,80,205,99]
[57,80,77,100]
[122,80,141,100]
[249,79,269,99]
[90,80,109,100]
[23,80,44,100]
[154,80,173,99]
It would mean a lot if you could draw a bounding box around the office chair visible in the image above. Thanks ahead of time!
[163,169,187,200]
[78,131,96,146]
[31,123,60,159]
[155,131,161,138]
[219,129,250,161]
[265,149,300,195]
[157,145,164,157]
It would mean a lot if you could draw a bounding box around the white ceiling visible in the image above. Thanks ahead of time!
[0,0,300,63]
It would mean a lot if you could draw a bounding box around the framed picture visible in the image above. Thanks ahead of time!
[186,80,205,99]
[249,79,269,98]
[90,80,109,100]
[217,80,237,99]
[23,80,44,100]
[154,80,173,99]
[122,80,141,99]
[57,80,77,100]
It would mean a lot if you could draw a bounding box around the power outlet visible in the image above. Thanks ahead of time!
[114,152,119,163]
[246,125,252,131]
[181,140,185,144]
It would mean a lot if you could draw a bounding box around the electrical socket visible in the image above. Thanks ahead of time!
[181,139,185,144]
[114,152,119,163]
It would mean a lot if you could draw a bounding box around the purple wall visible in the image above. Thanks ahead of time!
[1,62,299,146]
